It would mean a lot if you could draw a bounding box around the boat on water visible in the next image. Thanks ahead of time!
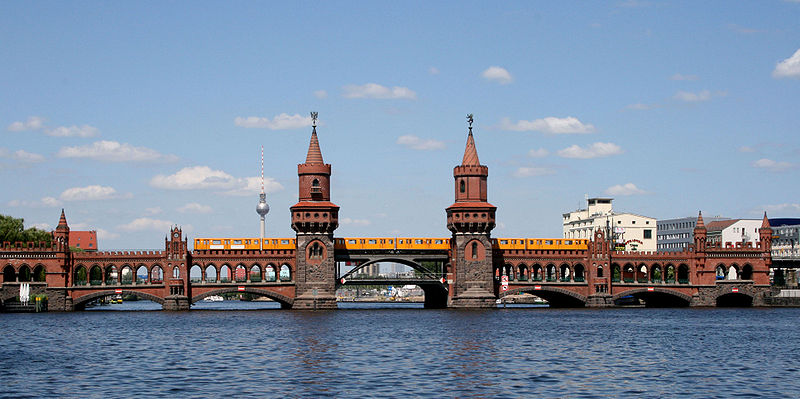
[203,295,224,302]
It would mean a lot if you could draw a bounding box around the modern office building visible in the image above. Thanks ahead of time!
[657,216,729,252]
[563,197,657,252]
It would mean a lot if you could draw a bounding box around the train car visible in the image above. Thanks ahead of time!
[334,238,450,251]
[193,238,296,251]
[493,238,589,251]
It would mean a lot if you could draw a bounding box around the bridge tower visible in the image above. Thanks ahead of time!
[291,113,339,309]
[164,226,190,310]
[446,115,497,308]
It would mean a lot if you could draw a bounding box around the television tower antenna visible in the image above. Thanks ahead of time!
[256,145,270,250]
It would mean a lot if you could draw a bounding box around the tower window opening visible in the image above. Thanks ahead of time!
[472,242,478,259]
[460,180,465,193]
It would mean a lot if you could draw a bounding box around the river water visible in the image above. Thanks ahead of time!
[2,304,799,398]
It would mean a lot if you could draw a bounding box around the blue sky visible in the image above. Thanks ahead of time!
[2,1,799,250]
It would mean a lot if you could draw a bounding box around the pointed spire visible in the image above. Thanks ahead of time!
[462,114,480,166]
[305,112,324,164]
[58,209,68,228]
[696,211,705,229]
[762,212,770,228]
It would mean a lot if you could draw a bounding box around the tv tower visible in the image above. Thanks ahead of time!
[256,145,270,250]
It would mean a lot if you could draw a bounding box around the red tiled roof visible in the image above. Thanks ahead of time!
[705,220,739,232]
[69,230,97,251]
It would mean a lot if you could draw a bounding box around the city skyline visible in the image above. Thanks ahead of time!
[2,2,799,249]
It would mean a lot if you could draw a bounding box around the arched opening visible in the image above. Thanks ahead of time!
[517,264,528,281]
[560,264,571,282]
[716,293,753,307]
[33,265,46,282]
[651,265,662,283]
[612,264,621,282]
[18,265,31,282]
[727,264,739,280]
[678,264,689,284]
[337,260,447,309]
[79,290,166,311]
[150,266,163,284]
[172,266,180,279]
[532,264,542,281]
[205,265,218,283]
[623,264,635,283]
[597,265,604,278]
[3,265,16,283]
[665,265,676,283]
[74,265,87,286]
[574,264,585,282]
[546,264,556,282]
[250,265,262,282]
[502,264,513,280]
[120,266,133,284]
[716,264,726,280]
[136,265,149,284]
[614,289,691,307]
[189,264,202,282]
[105,265,118,285]
[471,241,478,259]
[741,264,753,280]
[89,265,103,285]
[279,264,291,281]
[505,287,586,308]
[220,265,231,282]
[637,264,648,283]
[459,180,465,193]
[235,264,247,282]
[265,265,277,282]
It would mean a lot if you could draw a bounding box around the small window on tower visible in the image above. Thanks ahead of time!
[472,242,478,259]
[460,180,465,193]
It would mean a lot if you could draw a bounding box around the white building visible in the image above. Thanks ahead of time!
[705,219,763,246]
[563,197,657,252]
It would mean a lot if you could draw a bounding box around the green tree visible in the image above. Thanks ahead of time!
[0,214,52,244]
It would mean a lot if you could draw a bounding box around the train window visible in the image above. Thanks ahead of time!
[380,239,385,244]
[415,239,423,244]
[500,240,508,245]
[529,240,535,245]
[348,239,357,244]
[212,240,222,245]
[389,240,393,244]
[545,240,553,245]
[435,240,443,244]
[360,239,365,244]
[233,240,242,245]
[245,240,250,245]
[565,240,572,245]
[281,240,289,245]
[369,239,377,244]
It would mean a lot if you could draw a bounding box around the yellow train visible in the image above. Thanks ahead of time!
[492,238,589,251]
[193,237,588,251]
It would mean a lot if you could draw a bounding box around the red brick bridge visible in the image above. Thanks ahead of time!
[0,120,775,310]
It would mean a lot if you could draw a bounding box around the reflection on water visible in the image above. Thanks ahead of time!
[2,306,800,398]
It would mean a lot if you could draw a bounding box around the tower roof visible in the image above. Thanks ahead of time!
[305,126,324,164]
[762,212,771,228]
[57,209,69,230]
[461,129,480,166]
[696,211,705,229]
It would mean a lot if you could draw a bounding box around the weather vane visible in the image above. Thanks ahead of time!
[310,111,318,128]
[467,113,474,128]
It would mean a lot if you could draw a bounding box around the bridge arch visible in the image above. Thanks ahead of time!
[73,290,166,310]
[612,288,692,307]
[716,291,754,307]
[502,286,587,308]
[340,257,440,280]
[191,287,293,309]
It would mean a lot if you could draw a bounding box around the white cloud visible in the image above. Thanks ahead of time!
[150,166,283,195]
[673,90,712,102]
[340,217,371,226]
[145,207,163,215]
[0,148,45,163]
[528,148,549,158]
[234,113,313,130]
[773,48,800,79]
[481,66,513,84]
[7,116,45,131]
[8,196,62,208]
[178,202,213,214]
[499,117,595,134]
[57,140,177,162]
[60,185,131,201]
[763,203,800,214]
[96,228,120,240]
[604,183,648,196]
[32,223,51,230]
[752,158,792,172]
[45,125,99,137]
[670,73,699,81]
[429,67,440,75]
[557,142,623,159]
[313,90,328,99]
[342,83,417,100]
[396,135,446,150]
[513,167,556,178]
[117,218,174,232]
